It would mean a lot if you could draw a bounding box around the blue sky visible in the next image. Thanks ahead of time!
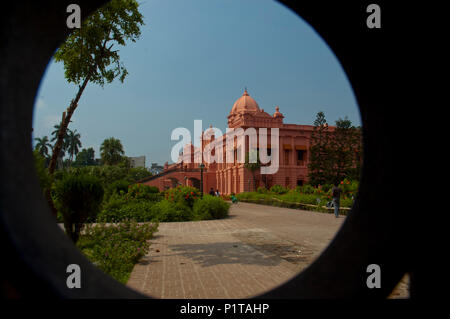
[32,0,360,166]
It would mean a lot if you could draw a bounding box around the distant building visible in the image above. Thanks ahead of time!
[140,89,337,194]
[149,163,164,175]
[129,156,145,168]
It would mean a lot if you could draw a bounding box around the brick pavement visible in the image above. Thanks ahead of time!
[126,202,408,298]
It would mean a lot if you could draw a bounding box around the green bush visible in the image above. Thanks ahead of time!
[270,184,289,194]
[257,186,268,194]
[109,179,130,195]
[53,174,104,243]
[125,183,161,201]
[279,192,318,205]
[151,200,195,222]
[295,184,315,194]
[193,195,230,220]
[98,197,156,222]
[77,220,158,284]
[164,185,200,208]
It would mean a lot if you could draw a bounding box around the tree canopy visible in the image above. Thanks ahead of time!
[48,0,145,175]
[100,137,125,165]
[54,0,144,87]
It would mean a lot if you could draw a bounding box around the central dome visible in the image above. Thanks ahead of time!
[230,89,260,114]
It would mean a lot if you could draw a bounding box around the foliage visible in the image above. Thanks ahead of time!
[269,184,289,194]
[193,195,230,220]
[308,112,362,186]
[34,136,52,159]
[328,117,362,184]
[236,179,359,210]
[308,111,332,186]
[244,149,261,191]
[73,147,97,167]
[49,0,144,174]
[127,167,152,181]
[257,186,268,194]
[295,184,315,194]
[100,137,125,165]
[54,0,144,86]
[66,129,82,164]
[67,164,149,187]
[125,183,161,201]
[33,150,52,194]
[164,185,200,209]
[150,200,195,222]
[77,220,158,284]
[98,196,156,222]
[53,174,104,242]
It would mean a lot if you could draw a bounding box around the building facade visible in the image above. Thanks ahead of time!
[141,90,333,194]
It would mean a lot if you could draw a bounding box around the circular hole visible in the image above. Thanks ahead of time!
[33,0,364,299]
[2,1,406,299]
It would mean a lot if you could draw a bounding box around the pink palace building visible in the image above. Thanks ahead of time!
[141,89,334,194]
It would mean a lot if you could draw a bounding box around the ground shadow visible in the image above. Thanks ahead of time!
[168,241,288,268]
[167,239,312,268]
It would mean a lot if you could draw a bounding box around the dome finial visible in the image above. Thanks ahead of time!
[243,86,248,96]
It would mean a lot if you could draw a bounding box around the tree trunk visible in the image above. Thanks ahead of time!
[48,74,91,176]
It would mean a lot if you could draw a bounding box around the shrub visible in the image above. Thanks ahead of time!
[270,184,289,194]
[127,167,152,182]
[165,185,200,208]
[151,199,194,222]
[53,174,104,243]
[295,184,315,194]
[193,195,230,220]
[125,183,161,201]
[77,220,158,284]
[98,197,156,222]
[109,179,130,195]
[257,186,268,194]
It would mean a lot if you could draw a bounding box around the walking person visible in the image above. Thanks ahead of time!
[209,187,215,196]
[215,189,220,197]
[331,182,342,218]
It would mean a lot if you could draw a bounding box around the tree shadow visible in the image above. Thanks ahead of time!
[168,241,297,268]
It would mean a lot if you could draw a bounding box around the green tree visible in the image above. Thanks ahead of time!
[328,117,362,183]
[34,136,52,159]
[127,167,152,182]
[244,149,261,191]
[73,147,97,167]
[48,0,144,175]
[100,137,125,165]
[66,129,82,165]
[308,111,331,186]
[53,174,104,243]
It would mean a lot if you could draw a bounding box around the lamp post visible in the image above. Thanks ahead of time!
[199,163,205,197]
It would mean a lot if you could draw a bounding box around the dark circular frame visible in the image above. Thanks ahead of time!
[0,0,419,298]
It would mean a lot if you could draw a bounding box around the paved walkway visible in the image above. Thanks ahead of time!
[126,202,408,298]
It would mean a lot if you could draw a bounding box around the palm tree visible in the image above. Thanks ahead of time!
[100,137,125,165]
[34,136,52,158]
[51,124,69,158]
[66,129,82,166]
